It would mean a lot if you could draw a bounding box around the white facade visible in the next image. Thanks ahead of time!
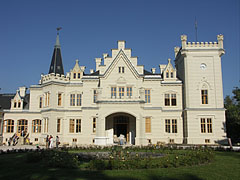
[2,35,226,146]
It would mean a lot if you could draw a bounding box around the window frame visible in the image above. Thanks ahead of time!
[32,119,42,133]
[145,89,151,103]
[4,119,14,133]
[145,117,151,133]
[201,90,208,104]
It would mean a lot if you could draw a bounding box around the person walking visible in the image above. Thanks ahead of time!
[56,136,60,148]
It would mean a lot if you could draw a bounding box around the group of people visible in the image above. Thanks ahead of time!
[7,133,19,146]
[46,135,60,149]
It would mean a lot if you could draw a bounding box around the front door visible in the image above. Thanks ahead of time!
[114,116,129,142]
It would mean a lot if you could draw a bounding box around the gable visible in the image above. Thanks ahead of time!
[102,50,141,81]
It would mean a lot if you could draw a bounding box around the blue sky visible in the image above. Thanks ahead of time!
[0,0,239,97]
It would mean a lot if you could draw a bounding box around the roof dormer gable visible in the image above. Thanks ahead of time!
[11,90,23,110]
[162,58,177,81]
[70,59,85,81]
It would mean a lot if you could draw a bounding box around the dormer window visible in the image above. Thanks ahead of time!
[78,73,80,79]
[171,72,173,78]
[73,73,76,79]
[166,70,169,78]
[14,102,17,108]
[18,101,21,108]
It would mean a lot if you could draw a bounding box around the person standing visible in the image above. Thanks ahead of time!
[49,135,54,148]
[46,135,49,149]
[56,136,60,148]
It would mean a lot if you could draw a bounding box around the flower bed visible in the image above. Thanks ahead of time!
[24,145,214,170]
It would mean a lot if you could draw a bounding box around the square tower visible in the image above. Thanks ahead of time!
[175,35,226,144]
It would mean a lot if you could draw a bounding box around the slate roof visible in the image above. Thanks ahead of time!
[0,94,14,110]
[84,70,100,76]
[48,34,64,75]
[0,94,30,111]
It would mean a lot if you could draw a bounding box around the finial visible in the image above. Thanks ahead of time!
[168,58,171,63]
[55,27,62,48]
[56,27,62,35]
[76,59,79,64]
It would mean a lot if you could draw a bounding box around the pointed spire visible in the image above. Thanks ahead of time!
[48,28,64,75]
[55,33,60,48]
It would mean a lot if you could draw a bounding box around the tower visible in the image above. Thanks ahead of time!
[48,30,64,75]
[175,35,226,144]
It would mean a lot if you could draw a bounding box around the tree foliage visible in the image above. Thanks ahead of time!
[224,87,240,144]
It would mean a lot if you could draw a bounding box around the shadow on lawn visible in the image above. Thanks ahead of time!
[215,151,240,159]
[1,168,204,180]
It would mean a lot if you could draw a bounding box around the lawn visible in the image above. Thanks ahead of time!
[0,151,239,180]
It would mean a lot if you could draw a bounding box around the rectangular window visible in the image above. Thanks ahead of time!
[78,73,80,79]
[111,87,116,98]
[145,89,151,103]
[119,87,124,98]
[73,73,76,79]
[165,94,170,106]
[165,119,170,133]
[93,118,96,133]
[145,117,151,133]
[171,72,174,78]
[14,102,17,108]
[172,119,177,133]
[57,119,61,133]
[69,119,75,133]
[166,71,169,78]
[39,97,42,108]
[171,94,177,106]
[77,94,81,106]
[76,119,81,133]
[127,87,132,97]
[118,66,124,73]
[32,119,41,133]
[4,120,14,133]
[93,90,97,103]
[70,94,75,106]
[18,101,21,108]
[58,93,62,106]
[201,118,206,133]
[207,118,212,133]
[201,90,208,104]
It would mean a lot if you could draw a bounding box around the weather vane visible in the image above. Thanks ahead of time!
[56,27,62,34]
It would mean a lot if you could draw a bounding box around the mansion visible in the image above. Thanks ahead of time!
[1,33,226,146]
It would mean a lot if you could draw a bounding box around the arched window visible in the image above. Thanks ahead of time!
[17,119,28,136]
[4,119,14,133]
[32,119,42,133]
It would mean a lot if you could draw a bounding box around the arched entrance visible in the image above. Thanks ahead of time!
[105,112,136,145]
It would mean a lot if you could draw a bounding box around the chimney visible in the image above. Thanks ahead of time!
[151,68,156,74]
[118,40,125,49]
[95,58,102,71]
[19,87,27,97]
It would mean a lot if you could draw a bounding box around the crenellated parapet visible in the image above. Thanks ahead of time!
[181,34,224,49]
[39,73,69,84]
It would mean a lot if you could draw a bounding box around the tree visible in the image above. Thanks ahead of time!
[224,87,240,144]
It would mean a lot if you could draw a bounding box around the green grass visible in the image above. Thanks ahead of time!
[0,151,239,180]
